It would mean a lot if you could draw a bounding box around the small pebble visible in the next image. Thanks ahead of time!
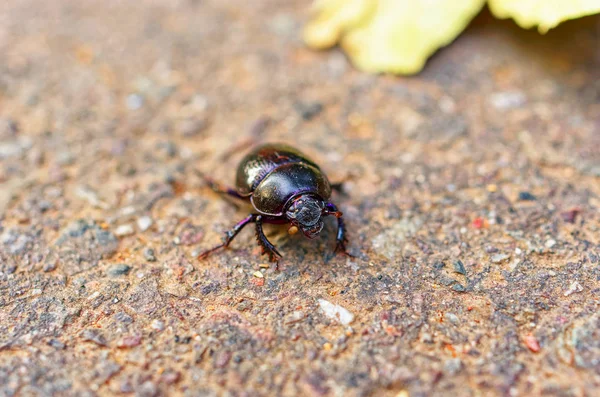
[318,299,354,325]
[453,260,466,275]
[452,283,466,292]
[444,358,463,375]
[179,118,208,137]
[1,229,17,244]
[294,101,323,120]
[126,93,144,110]
[137,381,158,397]
[433,261,445,270]
[8,235,31,255]
[75,185,107,209]
[420,333,433,343]
[491,253,510,263]
[115,311,134,324]
[485,245,499,254]
[490,91,526,110]
[253,271,264,278]
[0,136,32,159]
[160,371,181,385]
[56,151,74,165]
[143,247,157,262]
[524,334,540,352]
[43,260,58,272]
[120,381,134,394]
[561,209,580,223]
[564,281,583,297]
[251,277,265,287]
[137,216,153,232]
[95,229,118,248]
[117,334,142,349]
[81,329,108,346]
[215,351,232,368]
[48,339,65,349]
[151,319,165,331]
[288,311,305,323]
[445,312,459,324]
[518,191,537,201]
[114,224,135,237]
[472,218,485,229]
[190,94,209,111]
[107,263,132,277]
[545,239,557,248]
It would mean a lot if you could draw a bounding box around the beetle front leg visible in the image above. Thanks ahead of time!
[255,215,282,262]
[325,202,353,257]
[198,214,257,259]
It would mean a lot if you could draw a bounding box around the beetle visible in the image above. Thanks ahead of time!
[198,143,351,261]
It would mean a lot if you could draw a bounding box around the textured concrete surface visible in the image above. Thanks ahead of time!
[0,1,599,396]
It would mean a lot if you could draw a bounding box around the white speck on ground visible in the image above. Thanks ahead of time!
[115,224,135,237]
[318,299,355,326]
[564,281,583,297]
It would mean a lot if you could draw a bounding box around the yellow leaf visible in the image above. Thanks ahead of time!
[303,0,600,75]
[341,0,485,74]
[488,0,600,33]
[303,0,375,49]
[303,0,485,75]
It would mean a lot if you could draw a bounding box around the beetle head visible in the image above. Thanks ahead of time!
[285,194,325,239]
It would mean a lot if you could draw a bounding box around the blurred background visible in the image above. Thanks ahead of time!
[0,1,599,396]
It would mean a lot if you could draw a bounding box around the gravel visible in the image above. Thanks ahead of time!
[0,1,598,395]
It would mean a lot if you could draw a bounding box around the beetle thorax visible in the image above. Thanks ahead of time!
[285,194,325,239]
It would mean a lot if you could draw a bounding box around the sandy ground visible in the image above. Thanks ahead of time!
[1,1,599,396]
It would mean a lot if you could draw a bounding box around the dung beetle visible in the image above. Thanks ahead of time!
[198,143,351,261]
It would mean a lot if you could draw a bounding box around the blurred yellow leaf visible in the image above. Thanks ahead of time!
[488,0,600,33]
[303,0,600,75]
[303,0,375,49]
[304,0,485,74]
[340,0,485,74]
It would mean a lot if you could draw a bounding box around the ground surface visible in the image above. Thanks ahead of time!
[0,1,599,396]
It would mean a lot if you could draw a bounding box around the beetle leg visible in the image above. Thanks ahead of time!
[325,202,353,257]
[198,214,257,259]
[204,178,247,201]
[195,169,248,201]
[255,215,282,262]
